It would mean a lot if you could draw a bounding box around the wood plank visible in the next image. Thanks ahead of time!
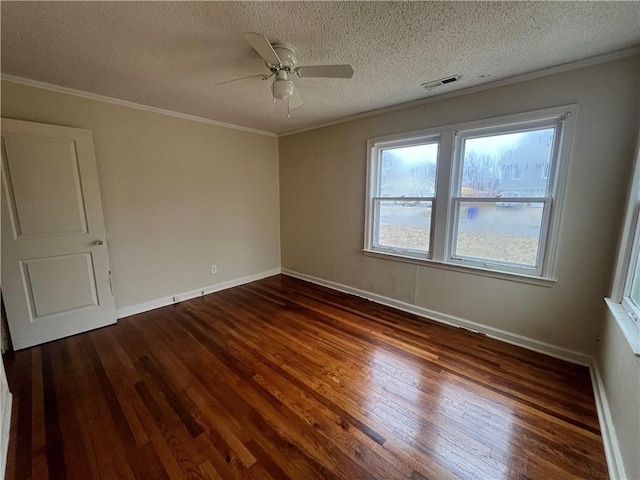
[12,349,32,480]
[40,344,66,480]
[30,347,49,480]
[49,341,93,480]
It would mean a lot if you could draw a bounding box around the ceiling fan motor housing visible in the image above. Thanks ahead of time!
[271,44,297,71]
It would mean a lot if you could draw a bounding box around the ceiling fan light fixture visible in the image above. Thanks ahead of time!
[273,72,295,100]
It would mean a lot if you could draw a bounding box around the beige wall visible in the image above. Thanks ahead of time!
[1,80,281,310]
[280,56,640,356]
[596,310,640,479]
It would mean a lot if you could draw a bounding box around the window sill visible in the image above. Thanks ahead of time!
[604,298,640,357]
[362,249,556,287]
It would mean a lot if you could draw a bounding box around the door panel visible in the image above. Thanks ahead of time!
[1,119,116,350]
[3,135,88,237]
[22,253,99,318]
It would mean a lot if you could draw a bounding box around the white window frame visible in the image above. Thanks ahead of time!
[366,133,441,259]
[447,118,564,277]
[364,105,577,283]
[621,218,640,316]
[607,127,640,356]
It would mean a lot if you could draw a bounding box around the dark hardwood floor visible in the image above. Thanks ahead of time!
[3,274,607,479]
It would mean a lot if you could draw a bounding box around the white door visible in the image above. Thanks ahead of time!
[1,118,116,350]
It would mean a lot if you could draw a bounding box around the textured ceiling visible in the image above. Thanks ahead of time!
[2,1,639,135]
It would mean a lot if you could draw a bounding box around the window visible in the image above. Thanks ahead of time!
[369,136,439,258]
[609,133,640,356]
[624,239,640,317]
[365,105,576,280]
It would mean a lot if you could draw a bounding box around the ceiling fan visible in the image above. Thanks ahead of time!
[217,33,354,115]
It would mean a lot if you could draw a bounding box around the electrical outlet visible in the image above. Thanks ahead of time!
[210,265,218,275]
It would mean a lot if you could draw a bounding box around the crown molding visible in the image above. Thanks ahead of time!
[0,74,277,138]
[279,46,640,137]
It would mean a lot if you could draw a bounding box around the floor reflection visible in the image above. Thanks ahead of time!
[365,348,515,478]
[435,378,516,479]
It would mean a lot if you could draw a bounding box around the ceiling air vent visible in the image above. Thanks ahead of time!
[422,75,461,89]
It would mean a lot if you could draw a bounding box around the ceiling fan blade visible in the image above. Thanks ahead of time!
[243,32,281,66]
[214,73,270,87]
[295,64,354,79]
[289,84,303,109]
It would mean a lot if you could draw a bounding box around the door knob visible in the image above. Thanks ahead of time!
[94,240,104,246]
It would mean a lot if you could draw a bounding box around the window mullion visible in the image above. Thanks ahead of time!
[431,132,455,261]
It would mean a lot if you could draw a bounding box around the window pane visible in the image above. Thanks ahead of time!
[629,250,640,309]
[453,201,544,267]
[460,128,555,198]
[375,200,432,253]
[380,143,438,197]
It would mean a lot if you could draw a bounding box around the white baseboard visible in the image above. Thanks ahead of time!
[116,268,281,319]
[281,269,592,366]
[590,361,626,480]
